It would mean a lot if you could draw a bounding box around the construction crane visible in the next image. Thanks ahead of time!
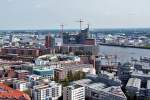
[76,19,84,32]
[60,24,64,33]
[59,24,64,38]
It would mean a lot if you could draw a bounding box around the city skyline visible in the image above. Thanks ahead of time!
[1,0,150,30]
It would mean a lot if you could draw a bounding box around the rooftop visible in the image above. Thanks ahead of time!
[103,86,127,98]
[67,84,84,90]
[0,83,30,100]
[15,70,29,73]
[33,81,61,90]
[88,82,106,90]
[126,78,141,88]
[72,79,93,86]
[147,80,150,89]
[131,70,150,78]
[73,78,126,98]
[33,67,53,72]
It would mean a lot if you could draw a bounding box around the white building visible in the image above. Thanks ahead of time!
[73,79,127,100]
[126,78,141,95]
[55,37,63,46]
[13,80,29,91]
[63,84,85,100]
[32,81,62,100]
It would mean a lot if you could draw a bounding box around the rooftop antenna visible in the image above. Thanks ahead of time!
[76,19,84,32]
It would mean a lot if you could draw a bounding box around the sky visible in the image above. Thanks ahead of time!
[0,0,150,30]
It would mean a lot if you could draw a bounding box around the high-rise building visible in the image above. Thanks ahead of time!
[77,27,89,44]
[63,84,85,100]
[45,33,54,48]
[32,81,62,100]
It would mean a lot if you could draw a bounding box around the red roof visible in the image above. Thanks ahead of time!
[0,83,31,100]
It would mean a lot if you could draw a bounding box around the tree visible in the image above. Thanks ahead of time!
[68,70,73,81]
[62,78,69,86]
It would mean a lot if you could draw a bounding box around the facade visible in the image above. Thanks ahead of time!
[126,78,150,99]
[15,70,30,80]
[0,67,4,78]
[63,32,78,44]
[126,78,141,96]
[131,70,150,82]
[55,37,63,46]
[78,28,89,44]
[118,62,134,85]
[147,80,150,98]
[55,64,94,80]
[13,80,29,91]
[84,38,96,45]
[73,79,126,100]
[86,85,127,100]
[63,84,85,100]
[33,68,54,79]
[62,27,89,44]
[32,81,62,100]
[45,34,55,48]
[0,47,45,57]
[55,44,100,55]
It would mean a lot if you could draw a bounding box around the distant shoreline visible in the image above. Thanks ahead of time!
[99,43,150,49]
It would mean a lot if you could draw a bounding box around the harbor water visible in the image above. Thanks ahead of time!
[100,45,150,62]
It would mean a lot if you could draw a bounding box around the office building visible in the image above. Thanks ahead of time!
[45,34,54,48]
[55,64,94,80]
[13,80,29,91]
[55,44,100,55]
[73,79,127,100]
[32,81,62,100]
[118,62,134,85]
[33,67,54,79]
[84,38,96,45]
[15,70,30,80]
[63,84,85,100]
[131,70,150,82]
[126,78,141,96]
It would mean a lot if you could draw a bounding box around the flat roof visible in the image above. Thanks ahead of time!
[88,82,106,90]
[33,68,53,72]
[131,70,150,78]
[147,80,150,89]
[73,79,93,86]
[126,78,141,88]
[88,82,126,98]
[67,84,83,90]
[15,70,29,73]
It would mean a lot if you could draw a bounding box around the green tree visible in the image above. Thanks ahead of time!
[62,78,69,86]
[68,70,73,81]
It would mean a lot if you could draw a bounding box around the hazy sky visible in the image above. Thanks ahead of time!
[0,0,150,29]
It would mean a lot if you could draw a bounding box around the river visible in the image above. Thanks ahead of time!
[100,45,150,62]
